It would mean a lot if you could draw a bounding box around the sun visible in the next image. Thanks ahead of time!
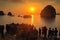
[29,7,35,13]
[30,7,35,11]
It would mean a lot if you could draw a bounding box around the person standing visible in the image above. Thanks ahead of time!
[54,28,58,40]
[42,26,47,38]
[59,30,60,38]
[48,28,52,38]
[39,28,41,37]
[54,28,58,38]
[51,29,55,38]
[0,25,4,38]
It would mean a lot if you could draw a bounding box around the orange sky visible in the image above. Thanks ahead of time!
[0,0,60,15]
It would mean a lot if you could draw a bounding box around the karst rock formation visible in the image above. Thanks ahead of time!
[40,5,56,18]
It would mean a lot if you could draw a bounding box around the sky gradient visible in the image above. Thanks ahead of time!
[0,0,60,15]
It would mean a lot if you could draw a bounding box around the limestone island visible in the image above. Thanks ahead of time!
[40,5,56,18]
[7,12,13,16]
[0,11,4,16]
[23,15,32,18]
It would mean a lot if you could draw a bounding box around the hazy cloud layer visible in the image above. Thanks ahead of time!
[0,0,60,13]
[0,0,60,3]
[0,0,60,7]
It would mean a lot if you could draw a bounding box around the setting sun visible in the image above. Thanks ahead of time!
[29,7,35,13]
[30,7,35,12]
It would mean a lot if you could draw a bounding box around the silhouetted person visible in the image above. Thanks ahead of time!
[42,26,47,38]
[39,28,41,37]
[54,28,58,40]
[51,28,54,38]
[33,27,38,40]
[48,28,52,38]
[54,28,58,37]
[0,25,4,38]
[59,30,60,38]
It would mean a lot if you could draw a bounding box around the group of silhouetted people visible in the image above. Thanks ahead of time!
[48,28,58,38]
[39,26,58,40]
[0,23,60,40]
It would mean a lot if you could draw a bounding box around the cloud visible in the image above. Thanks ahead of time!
[0,0,60,3]
[0,0,25,3]
[55,0,60,4]
[11,0,24,3]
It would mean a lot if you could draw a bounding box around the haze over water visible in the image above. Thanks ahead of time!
[0,15,60,30]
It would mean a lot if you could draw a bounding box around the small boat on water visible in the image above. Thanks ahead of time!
[23,15,32,18]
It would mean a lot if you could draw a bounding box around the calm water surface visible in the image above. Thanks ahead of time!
[0,15,60,30]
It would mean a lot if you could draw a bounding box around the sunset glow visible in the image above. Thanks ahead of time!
[29,7,35,13]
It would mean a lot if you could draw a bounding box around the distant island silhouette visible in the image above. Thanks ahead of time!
[23,15,32,18]
[7,12,13,16]
[40,5,56,18]
[56,13,60,15]
[0,11,4,16]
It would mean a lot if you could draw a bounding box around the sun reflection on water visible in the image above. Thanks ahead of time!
[31,15,34,25]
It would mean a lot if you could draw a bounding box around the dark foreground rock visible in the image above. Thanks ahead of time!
[0,23,60,40]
